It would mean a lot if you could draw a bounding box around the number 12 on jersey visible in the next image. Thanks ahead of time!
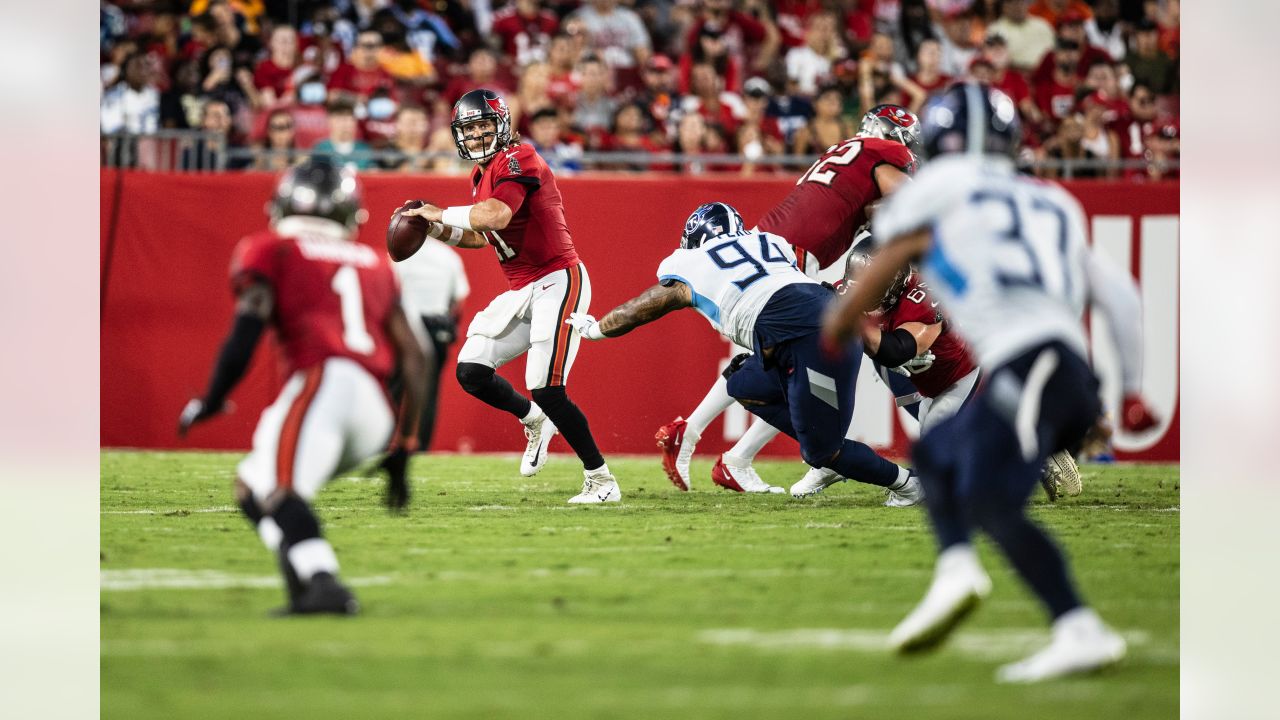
[797,139,862,186]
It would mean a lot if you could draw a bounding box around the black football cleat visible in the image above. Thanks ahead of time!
[290,572,360,616]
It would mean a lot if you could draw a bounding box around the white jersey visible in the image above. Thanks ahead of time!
[657,231,819,348]
[874,155,1143,390]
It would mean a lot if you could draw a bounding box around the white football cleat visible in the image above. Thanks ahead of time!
[996,608,1126,683]
[568,466,622,504]
[888,544,992,654]
[790,467,845,498]
[1043,450,1083,497]
[712,455,785,494]
[520,412,557,477]
[884,474,925,507]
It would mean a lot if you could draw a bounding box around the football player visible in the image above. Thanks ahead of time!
[567,203,922,502]
[656,104,921,495]
[396,89,618,504]
[827,83,1160,682]
[179,157,427,615]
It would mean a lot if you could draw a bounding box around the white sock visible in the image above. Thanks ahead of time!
[287,538,340,582]
[888,466,911,491]
[586,462,611,479]
[728,419,780,461]
[685,376,735,438]
[1053,606,1102,635]
[257,517,283,552]
[521,402,544,424]
[722,452,751,468]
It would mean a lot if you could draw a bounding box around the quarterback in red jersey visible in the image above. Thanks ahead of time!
[656,104,922,497]
[397,88,618,504]
[179,158,427,615]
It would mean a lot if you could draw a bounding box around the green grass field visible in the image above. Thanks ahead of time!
[101,451,1178,719]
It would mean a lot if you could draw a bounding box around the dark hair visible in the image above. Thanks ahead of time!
[611,101,652,134]
[326,98,356,116]
[530,107,560,124]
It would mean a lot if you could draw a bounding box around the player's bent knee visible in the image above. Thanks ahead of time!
[530,385,567,406]
[456,362,496,395]
[799,442,841,470]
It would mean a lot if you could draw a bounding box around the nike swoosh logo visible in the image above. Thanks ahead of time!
[541,284,555,291]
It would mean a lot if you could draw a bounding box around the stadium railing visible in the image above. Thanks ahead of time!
[101,130,1178,179]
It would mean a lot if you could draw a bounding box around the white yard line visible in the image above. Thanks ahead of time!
[100,568,394,591]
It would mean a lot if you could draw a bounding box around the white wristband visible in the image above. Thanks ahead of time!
[426,222,444,239]
[443,226,463,246]
[442,205,475,231]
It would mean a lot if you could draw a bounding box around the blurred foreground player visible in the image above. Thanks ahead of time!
[396,89,618,504]
[656,104,920,493]
[568,202,920,501]
[827,83,1159,681]
[180,157,427,614]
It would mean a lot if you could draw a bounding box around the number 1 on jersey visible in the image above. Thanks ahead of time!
[331,265,376,355]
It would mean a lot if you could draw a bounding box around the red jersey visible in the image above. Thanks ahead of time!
[490,7,559,64]
[253,58,294,96]
[470,143,581,289]
[757,136,915,268]
[326,62,396,100]
[877,276,977,398]
[231,222,400,383]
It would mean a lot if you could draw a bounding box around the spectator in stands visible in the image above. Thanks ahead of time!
[600,101,668,162]
[101,52,160,135]
[981,34,1042,126]
[253,108,297,172]
[160,59,204,129]
[1032,9,1111,84]
[1143,119,1178,181]
[986,0,1055,71]
[204,0,261,71]
[382,0,462,65]
[737,77,786,175]
[1080,61,1129,132]
[785,11,845,97]
[492,0,560,66]
[180,98,249,171]
[1119,80,1158,168]
[859,33,925,115]
[762,71,814,147]
[680,61,748,139]
[684,0,780,81]
[513,62,557,134]
[573,55,618,138]
[253,26,300,107]
[1084,0,1126,60]
[190,0,264,36]
[378,105,431,172]
[932,8,981,77]
[1077,93,1120,177]
[527,108,585,173]
[442,47,511,105]
[672,110,719,174]
[841,0,876,55]
[328,29,397,104]
[1029,0,1092,26]
[632,53,678,137]
[200,45,259,114]
[683,23,740,95]
[905,37,952,111]
[1033,37,1082,127]
[1126,18,1176,96]
[312,99,374,170]
[374,16,437,89]
[361,87,400,148]
[546,33,584,107]
[791,83,854,155]
[299,10,345,78]
[571,0,652,69]
[1036,114,1102,179]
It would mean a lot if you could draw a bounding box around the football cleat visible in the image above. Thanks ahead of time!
[888,544,991,653]
[568,467,622,504]
[790,467,845,498]
[712,455,785,494]
[1043,450,1082,497]
[520,413,557,477]
[655,417,691,491]
[995,608,1126,683]
[884,474,925,507]
[285,572,360,616]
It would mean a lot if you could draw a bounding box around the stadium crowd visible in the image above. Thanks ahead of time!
[100,0,1179,178]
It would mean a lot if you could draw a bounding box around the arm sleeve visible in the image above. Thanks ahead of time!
[1085,246,1144,394]
[490,179,533,214]
[873,164,963,242]
[229,236,279,295]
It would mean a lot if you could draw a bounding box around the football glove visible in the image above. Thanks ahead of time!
[889,351,936,376]
[566,312,605,340]
[379,446,411,511]
[178,398,226,436]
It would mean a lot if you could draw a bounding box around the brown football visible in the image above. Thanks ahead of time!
[387,200,430,261]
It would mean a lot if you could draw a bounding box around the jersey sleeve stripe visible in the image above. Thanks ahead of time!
[275,364,325,492]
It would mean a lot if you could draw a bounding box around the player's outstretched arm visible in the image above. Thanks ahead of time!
[824,230,929,346]
[1084,247,1159,432]
[567,282,693,340]
[178,281,274,436]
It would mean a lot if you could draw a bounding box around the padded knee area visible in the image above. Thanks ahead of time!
[531,385,568,409]
[456,362,496,395]
[272,494,321,544]
[799,442,840,470]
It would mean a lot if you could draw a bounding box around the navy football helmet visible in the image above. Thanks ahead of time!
[919,82,1021,160]
[681,202,747,249]
[269,155,365,231]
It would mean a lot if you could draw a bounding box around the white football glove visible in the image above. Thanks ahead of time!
[889,351,936,376]
[565,312,605,340]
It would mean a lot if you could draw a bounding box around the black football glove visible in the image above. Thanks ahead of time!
[379,446,411,511]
